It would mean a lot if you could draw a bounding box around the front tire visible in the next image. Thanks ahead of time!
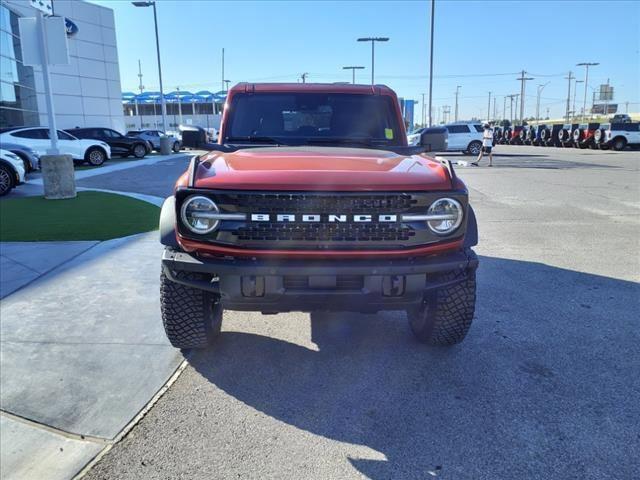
[160,269,222,348]
[172,142,181,153]
[85,147,106,166]
[407,270,476,345]
[132,143,147,159]
[612,138,627,151]
[466,141,482,156]
[0,164,15,196]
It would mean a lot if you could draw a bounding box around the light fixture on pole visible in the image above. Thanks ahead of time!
[342,66,365,84]
[132,1,167,132]
[357,37,389,85]
[536,82,549,122]
[577,62,599,121]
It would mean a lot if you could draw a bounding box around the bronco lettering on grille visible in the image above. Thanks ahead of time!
[250,214,398,223]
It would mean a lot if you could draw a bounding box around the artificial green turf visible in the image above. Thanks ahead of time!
[0,191,160,241]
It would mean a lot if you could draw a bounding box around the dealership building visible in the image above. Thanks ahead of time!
[0,0,124,131]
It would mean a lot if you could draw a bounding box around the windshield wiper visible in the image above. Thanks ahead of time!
[226,136,287,145]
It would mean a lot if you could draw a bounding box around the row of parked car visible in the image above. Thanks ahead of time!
[492,121,640,151]
[0,127,184,195]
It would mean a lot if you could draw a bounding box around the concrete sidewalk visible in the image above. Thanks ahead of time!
[0,232,182,480]
[0,241,98,299]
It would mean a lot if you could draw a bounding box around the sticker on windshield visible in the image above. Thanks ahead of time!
[385,128,394,140]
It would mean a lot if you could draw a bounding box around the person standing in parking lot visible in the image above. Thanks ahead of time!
[472,123,494,167]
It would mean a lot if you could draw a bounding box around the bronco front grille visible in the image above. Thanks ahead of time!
[234,223,414,242]
[216,192,415,214]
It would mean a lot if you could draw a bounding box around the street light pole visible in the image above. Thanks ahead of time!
[357,37,389,85]
[536,82,549,122]
[132,1,167,131]
[487,91,491,122]
[342,66,365,84]
[427,0,435,126]
[577,62,599,121]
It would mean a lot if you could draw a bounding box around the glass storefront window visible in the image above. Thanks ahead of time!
[0,4,39,128]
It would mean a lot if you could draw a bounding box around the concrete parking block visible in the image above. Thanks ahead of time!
[0,415,103,480]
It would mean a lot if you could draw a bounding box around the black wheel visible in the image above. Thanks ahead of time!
[85,147,106,166]
[0,164,15,196]
[132,143,147,159]
[612,137,627,151]
[172,142,181,153]
[407,269,476,345]
[160,269,222,348]
[467,141,482,155]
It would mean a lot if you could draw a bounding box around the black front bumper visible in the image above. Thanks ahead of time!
[162,248,478,313]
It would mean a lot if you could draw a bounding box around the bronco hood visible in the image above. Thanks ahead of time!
[188,146,455,191]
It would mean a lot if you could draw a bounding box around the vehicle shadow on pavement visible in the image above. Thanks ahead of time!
[188,256,639,479]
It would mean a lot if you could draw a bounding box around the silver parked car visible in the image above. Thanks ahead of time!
[126,130,181,153]
[0,141,40,172]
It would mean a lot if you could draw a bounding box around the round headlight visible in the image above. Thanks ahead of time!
[427,198,463,235]
[180,195,219,234]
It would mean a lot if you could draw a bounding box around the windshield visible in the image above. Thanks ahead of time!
[225,92,403,146]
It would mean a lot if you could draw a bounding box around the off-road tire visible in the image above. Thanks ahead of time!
[132,143,147,159]
[85,147,106,166]
[160,269,222,348]
[407,270,476,345]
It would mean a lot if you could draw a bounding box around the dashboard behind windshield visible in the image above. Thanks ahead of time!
[225,92,404,146]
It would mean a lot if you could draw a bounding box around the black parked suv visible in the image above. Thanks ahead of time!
[65,128,149,158]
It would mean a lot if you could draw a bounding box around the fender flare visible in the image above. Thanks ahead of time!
[159,196,179,248]
[463,205,478,248]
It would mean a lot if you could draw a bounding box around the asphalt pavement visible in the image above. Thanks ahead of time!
[77,146,640,480]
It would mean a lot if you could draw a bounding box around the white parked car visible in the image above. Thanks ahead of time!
[443,123,484,155]
[0,149,26,196]
[603,122,640,151]
[407,127,426,146]
[0,127,111,166]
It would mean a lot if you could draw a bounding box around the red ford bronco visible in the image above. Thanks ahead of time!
[159,83,478,348]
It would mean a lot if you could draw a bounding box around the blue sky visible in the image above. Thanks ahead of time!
[93,0,640,121]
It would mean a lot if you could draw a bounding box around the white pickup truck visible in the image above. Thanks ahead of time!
[603,122,640,151]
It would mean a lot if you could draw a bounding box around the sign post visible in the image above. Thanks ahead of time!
[19,1,76,199]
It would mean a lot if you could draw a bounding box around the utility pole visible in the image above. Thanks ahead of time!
[342,66,364,84]
[507,94,517,124]
[564,71,574,122]
[546,107,550,119]
[573,80,583,119]
[421,93,426,125]
[516,70,534,124]
[493,97,496,122]
[603,78,610,118]
[224,79,230,92]
[221,48,225,92]
[427,0,435,126]
[577,62,598,121]
[503,96,507,124]
[300,72,308,83]
[442,105,451,124]
[487,91,492,122]
[454,85,461,122]
[536,82,549,123]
